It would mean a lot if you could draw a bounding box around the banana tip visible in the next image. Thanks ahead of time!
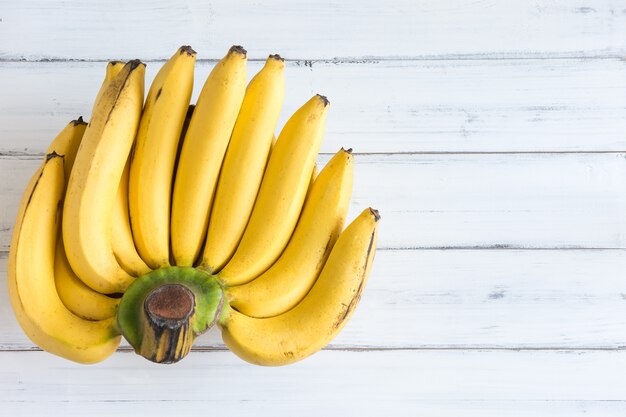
[229,45,247,57]
[72,116,87,126]
[46,151,64,161]
[179,45,197,56]
[316,94,330,107]
[369,208,381,222]
[127,59,145,70]
[268,53,284,62]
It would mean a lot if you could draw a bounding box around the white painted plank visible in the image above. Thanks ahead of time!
[1,249,625,350]
[1,0,625,60]
[0,350,624,416]
[2,153,626,251]
[2,59,626,154]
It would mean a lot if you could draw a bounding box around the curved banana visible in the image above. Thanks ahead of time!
[54,239,120,321]
[111,155,151,277]
[171,45,247,267]
[63,60,145,294]
[46,118,87,180]
[220,208,379,366]
[44,116,121,320]
[8,154,121,364]
[93,60,152,277]
[129,46,196,269]
[93,61,126,105]
[201,54,285,272]
[218,94,329,285]
[227,148,354,317]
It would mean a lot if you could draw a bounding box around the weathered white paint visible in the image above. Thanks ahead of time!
[1,59,626,154]
[1,249,626,350]
[3,153,626,251]
[0,350,624,416]
[1,0,625,60]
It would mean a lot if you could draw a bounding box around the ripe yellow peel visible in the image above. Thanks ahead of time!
[171,46,247,266]
[46,119,87,180]
[63,61,145,293]
[54,239,120,321]
[227,148,354,318]
[202,55,285,272]
[9,155,120,364]
[129,46,196,269]
[218,95,329,286]
[220,208,379,366]
[111,155,151,276]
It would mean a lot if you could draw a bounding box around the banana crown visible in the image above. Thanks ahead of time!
[8,45,378,366]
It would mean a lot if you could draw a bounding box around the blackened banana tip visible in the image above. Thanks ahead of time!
[46,151,63,161]
[229,45,247,57]
[317,94,329,107]
[72,116,87,126]
[180,45,196,56]
[127,59,145,70]
[369,208,381,222]
[344,147,353,154]
[269,53,284,62]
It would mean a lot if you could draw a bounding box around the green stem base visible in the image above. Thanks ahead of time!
[117,267,223,364]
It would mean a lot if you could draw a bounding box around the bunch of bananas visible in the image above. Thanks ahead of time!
[8,46,379,365]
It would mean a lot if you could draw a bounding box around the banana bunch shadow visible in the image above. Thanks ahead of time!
[8,45,379,365]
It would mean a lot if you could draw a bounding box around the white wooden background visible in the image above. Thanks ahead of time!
[1,1,626,415]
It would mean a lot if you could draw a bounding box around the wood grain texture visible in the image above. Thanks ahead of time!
[0,350,624,416]
[1,0,625,61]
[1,249,625,350]
[1,59,626,154]
[2,0,626,413]
[3,153,626,252]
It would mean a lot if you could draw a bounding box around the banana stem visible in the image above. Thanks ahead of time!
[117,267,224,364]
[140,284,196,363]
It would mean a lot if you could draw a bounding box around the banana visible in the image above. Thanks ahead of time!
[219,208,379,366]
[8,153,121,364]
[170,45,247,266]
[94,61,126,105]
[46,118,87,180]
[55,238,120,321]
[227,148,354,317]
[129,46,196,269]
[201,54,285,272]
[63,60,145,294]
[111,155,151,276]
[43,117,121,320]
[217,94,329,285]
[92,61,152,277]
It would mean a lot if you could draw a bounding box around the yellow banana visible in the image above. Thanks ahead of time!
[93,61,126,105]
[129,46,196,269]
[46,118,87,180]
[95,60,152,277]
[8,154,121,364]
[170,45,247,267]
[218,94,329,285]
[111,155,151,276]
[201,54,285,272]
[54,239,120,320]
[43,116,121,320]
[227,148,354,317]
[63,60,145,294]
[220,208,379,366]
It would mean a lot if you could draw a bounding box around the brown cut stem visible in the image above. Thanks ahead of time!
[140,284,196,363]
